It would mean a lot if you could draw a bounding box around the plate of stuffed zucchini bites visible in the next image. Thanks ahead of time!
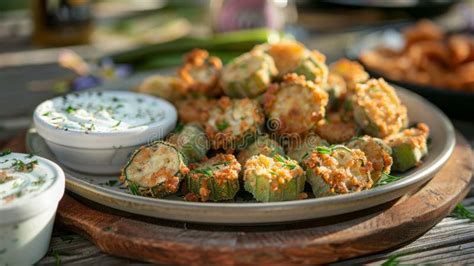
[30,40,455,224]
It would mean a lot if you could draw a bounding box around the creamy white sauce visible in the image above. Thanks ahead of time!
[0,153,54,206]
[37,91,166,132]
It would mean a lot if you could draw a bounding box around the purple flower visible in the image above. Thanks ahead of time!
[71,75,102,91]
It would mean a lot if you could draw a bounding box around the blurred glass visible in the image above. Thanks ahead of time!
[31,0,93,46]
[210,0,296,32]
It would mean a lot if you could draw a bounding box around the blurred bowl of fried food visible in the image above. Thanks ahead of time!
[347,20,473,118]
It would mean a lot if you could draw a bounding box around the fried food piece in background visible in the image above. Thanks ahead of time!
[204,96,265,151]
[315,111,358,144]
[263,74,328,136]
[136,75,187,102]
[402,20,444,48]
[175,97,217,125]
[236,134,285,166]
[329,59,369,91]
[178,49,223,97]
[353,78,408,138]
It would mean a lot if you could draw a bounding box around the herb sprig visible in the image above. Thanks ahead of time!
[0,149,11,157]
[450,204,474,221]
[375,172,403,187]
[12,159,38,172]
[274,154,297,170]
[129,182,140,195]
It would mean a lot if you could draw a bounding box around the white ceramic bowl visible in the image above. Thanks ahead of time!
[0,153,65,265]
[33,91,177,174]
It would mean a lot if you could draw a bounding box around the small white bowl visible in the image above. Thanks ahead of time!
[33,91,177,174]
[0,153,65,265]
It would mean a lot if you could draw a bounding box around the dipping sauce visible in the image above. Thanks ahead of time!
[35,91,167,133]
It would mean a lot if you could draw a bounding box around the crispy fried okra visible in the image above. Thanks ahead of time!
[185,153,241,202]
[315,112,359,144]
[286,134,329,164]
[263,74,328,135]
[353,78,408,138]
[120,141,189,198]
[329,59,369,91]
[175,97,217,125]
[303,145,373,197]
[167,123,210,163]
[385,123,429,172]
[236,134,285,166]
[244,154,306,202]
[178,49,223,97]
[347,136,393,183]
[324,72,347,111]
[259,40,329,84]
[204,97,265,151]
[221,50,277,98]
[136,75,186,102]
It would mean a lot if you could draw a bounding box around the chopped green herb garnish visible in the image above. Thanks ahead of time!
[42,111,52,116]
[381,253,403,266]
[51,249,61,266]
[26,153,34,159]
[451,204,474,221]
[65,106,77,113]
[112,121,122,128]
[212,161,230,167]
[216,120,230,132]
[12,159,38,172]
[194,168,213,177]
[0,149,11,157]
[315,146,331,154]
[32,176,46,186]
[274,154,298,170]
[302,152,309,160]
[375,172,403,187]
[129,182,140,195]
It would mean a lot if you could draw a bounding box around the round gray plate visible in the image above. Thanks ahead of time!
[26,87,455,224]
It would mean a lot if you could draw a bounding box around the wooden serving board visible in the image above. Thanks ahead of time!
[3,132,473,265]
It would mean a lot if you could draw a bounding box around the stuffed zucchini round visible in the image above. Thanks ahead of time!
[185,153,241,202]
[303,145,373,197]
[259,40,328,84]
[244,154,306,202]
[286,134,329,164]
[120,141,189,198]
[315,112,359,144]
[204,96,265,151]
[221,50,277,98]
[167,123,210,163]
[236,134,285,165]
[353,78,408,138]
[385,123,430,172]
[347,135,393,183]
[263,74,328,135]
[329,59,369,91]
[178,49,223,97]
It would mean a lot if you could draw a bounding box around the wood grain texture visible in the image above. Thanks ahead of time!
[48,133,472,265]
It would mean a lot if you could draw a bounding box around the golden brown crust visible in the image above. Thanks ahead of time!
[385,122,430,149]
[263,74,328,135]
[175,97,217,125]
[315,112,357,144]
[178,49,223,97]
[304,148,373,194]
[354,78,408,138]
[329,59,369,91]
